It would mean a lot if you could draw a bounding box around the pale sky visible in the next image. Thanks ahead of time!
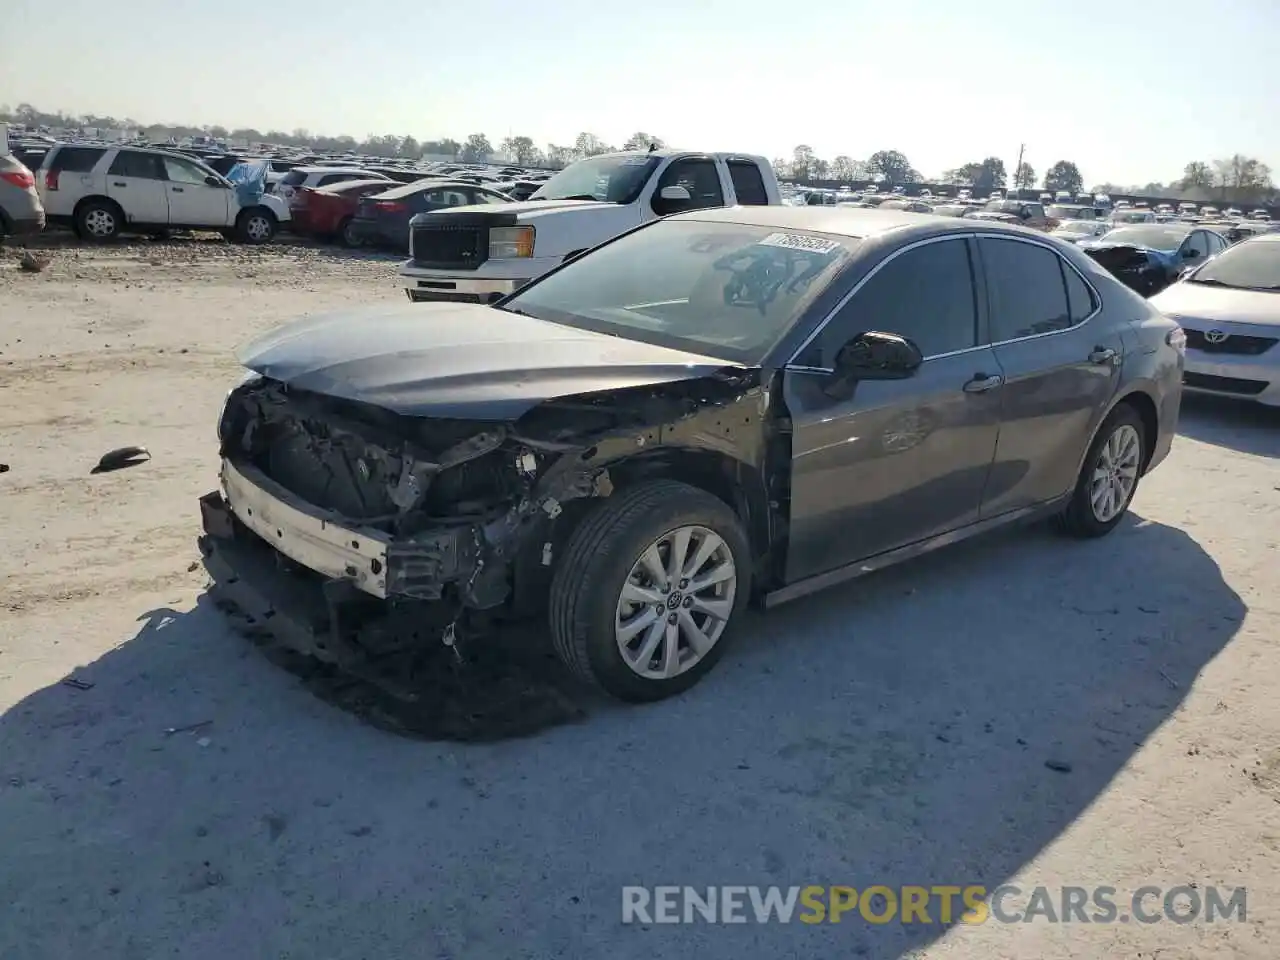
[4,0,1277,187]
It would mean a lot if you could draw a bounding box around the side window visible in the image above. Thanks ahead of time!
[798,239,978,367]
[469,189,511,205]
[162,156,212,185]
[108,151,164,179]
[653,159,724,214]
[358,183,391,198]
[981,238,1072,341]
[315,174,348,187]
[1208,233,1227,255]
[727,161,769,205]
[1062,262,1098,323]
[422,189,470,207]
[49,146,107,173]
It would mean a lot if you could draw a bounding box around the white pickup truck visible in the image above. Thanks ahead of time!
[400,150,781,303]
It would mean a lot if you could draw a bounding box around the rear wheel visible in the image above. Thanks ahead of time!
[549,480,750,702]
[75,200,123,242]
[338,217,361,248]
[1054,404,1146,538]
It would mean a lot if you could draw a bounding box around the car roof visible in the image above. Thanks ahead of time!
[670,204,1048,242]
[293,165,386,176]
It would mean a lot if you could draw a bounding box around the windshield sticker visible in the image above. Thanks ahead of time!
[757,232,841,255]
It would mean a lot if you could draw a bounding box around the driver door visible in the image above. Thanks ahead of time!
[650,158,725,218]
[781,236,1003,583]
[1178,229,1212,269]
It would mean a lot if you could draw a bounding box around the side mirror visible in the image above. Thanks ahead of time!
[205,175,224,187]
[832,331,923,381]
[659,185,691,202]
[1183,248,1202,260]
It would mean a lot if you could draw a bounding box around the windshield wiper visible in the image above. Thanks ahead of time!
[547,194,600,202]
[1188,277,1229,285]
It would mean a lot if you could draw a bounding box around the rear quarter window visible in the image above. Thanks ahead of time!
[47,146,107,173]
[279,170,307,187]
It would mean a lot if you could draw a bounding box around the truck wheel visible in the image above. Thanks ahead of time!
[234,208,276,244]
[549,480,750,702]
[75,200,123,242]
[1053,403,1146,538]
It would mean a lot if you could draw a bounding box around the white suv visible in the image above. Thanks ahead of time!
[37,144,286,243]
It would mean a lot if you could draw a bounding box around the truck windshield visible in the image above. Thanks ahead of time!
[528,155,660,204]
[499,219,859,365]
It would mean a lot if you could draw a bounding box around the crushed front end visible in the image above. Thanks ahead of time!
[197,371,763,682]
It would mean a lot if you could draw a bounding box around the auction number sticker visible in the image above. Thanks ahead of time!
[758,232,841,254]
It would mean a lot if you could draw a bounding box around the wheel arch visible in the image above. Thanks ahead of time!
[73,194,125,221]
[1108,388,1159,474]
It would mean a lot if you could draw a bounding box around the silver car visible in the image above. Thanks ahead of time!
[1150,233,1280,406]
[0,151,45,238]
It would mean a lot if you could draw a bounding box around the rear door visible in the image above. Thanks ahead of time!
[106,150,169,224]
[160,154,231,227]
[976,235,1122,516]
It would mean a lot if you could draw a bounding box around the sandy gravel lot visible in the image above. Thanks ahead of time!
[1,238,1278,960]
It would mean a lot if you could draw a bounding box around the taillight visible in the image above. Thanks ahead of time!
[375,201,407,213]
[1167,327,1186,354]
[0,170,35,189]
[44,170,60,191]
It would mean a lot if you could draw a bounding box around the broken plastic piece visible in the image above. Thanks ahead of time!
[92,446,151,474]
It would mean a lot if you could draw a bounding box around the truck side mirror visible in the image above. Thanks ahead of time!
[659,185,691,202]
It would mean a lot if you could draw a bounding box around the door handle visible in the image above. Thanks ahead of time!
[963,373,1003,393]
[1089,347,1118,365]
[171,186,184,192]
[112,181,126,187]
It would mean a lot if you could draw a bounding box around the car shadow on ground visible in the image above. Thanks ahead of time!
[0,515,1244,959]
[1178,394,1280,458]
[1,229,404,264]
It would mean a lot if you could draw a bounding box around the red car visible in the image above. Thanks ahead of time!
[290,179,399,246]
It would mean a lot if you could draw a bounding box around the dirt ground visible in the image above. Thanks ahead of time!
[1,237,1279,960]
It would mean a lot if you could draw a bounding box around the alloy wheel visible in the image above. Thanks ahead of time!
[614,525,737,680]
[1090,424,1141,523]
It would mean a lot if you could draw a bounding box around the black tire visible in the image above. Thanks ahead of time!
[1053,403,1147,538]
[549,480,751,702]
[337,217,361,248]
[75,199,123,242]
[234,208,276,245]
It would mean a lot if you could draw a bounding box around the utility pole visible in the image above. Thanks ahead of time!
[1014,143,1026,196]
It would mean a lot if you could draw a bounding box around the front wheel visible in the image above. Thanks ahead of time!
[234,208,276,244]
[1054,404,1146,538]
[338,217,361,248]
[549,480,750,702]
[76,200,123,242]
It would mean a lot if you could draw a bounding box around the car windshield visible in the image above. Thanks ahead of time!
[1100,226,1190,249]
[499,219,859,364]
[984,200,1021,213]
[1054,222,1094,234]
[1188,240,1280,290]
[528,154,660,204]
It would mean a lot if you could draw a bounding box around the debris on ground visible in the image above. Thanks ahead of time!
[164,721,213,737]
[18,251,49,273]
[1045,759,1073,773]
[91,446,151,474]
[61,677,94,691]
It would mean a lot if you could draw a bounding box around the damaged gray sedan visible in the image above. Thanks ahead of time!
[201,206,1184,702]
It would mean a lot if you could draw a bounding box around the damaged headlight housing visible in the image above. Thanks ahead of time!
[217,369,263,441]
[488,225,535,259]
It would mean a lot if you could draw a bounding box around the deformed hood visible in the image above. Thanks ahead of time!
[1150,281,1280,327]
[237,302,737,420]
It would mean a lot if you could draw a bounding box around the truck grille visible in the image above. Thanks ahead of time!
[1183,329,1277,356]
[411,224,487,270]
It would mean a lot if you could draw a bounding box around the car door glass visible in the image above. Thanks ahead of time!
[108,151,164,180]
[469,190,510,205]
[1062,261,1098,323]
[162,157,213,185]
[316,174,355,188]
[797,239,979,367]
[981,238,1073,341]
[654,159,724,215]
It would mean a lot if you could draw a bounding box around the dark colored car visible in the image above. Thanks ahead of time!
[290,179,406,246]
[350,179,512,251]
[1081,224,1229,297]
[200,206,1183,704]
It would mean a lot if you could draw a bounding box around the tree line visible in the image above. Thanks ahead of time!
[3,103,1274,203]
[780,145,1274,204]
